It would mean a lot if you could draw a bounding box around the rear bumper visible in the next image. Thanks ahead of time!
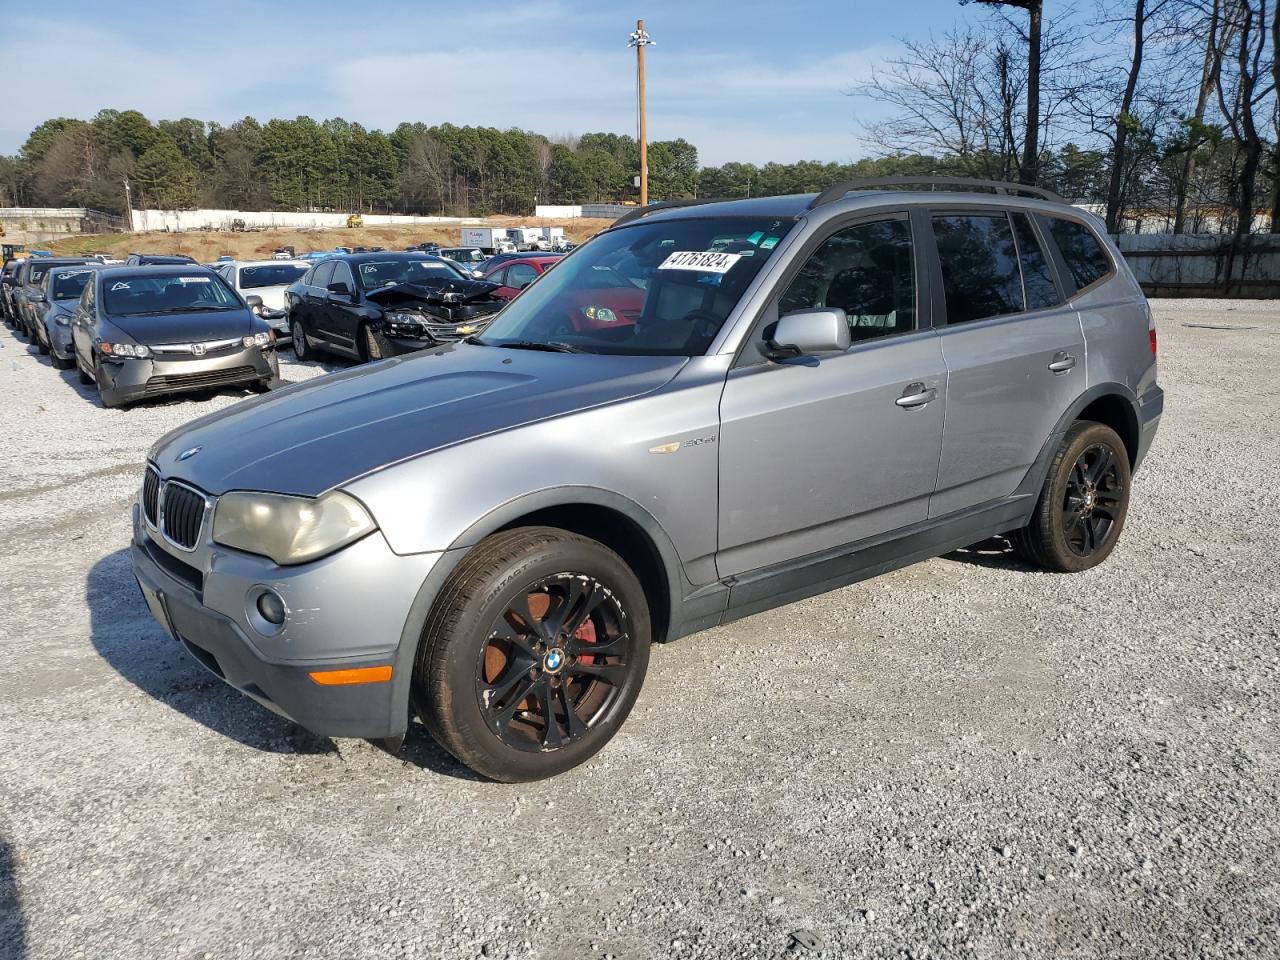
[1134,384,1163,472]
[100,347,277,403]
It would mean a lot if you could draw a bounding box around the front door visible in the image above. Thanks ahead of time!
[926,209,1087,516]
[716,215,947,578]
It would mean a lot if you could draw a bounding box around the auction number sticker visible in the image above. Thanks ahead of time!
[176,276,211,283]
[658,251,742,273]
[57,271,92,280]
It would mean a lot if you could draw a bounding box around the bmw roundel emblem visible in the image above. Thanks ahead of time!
[177,446,203,461]
[544,648,564,672]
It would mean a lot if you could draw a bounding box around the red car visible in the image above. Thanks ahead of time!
[481,255,562,301]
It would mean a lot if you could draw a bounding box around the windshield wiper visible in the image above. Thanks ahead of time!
[494,340,584,354]
[133,306,237,315]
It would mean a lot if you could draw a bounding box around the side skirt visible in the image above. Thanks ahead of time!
[669,496,1033,639]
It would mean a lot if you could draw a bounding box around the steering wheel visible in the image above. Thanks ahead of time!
[677,309,723,346]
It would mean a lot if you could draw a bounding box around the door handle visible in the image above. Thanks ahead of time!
[895,382,937,408]
[1048,352,1077,373]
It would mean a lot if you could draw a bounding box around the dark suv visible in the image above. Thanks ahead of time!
[133,179,1161,781]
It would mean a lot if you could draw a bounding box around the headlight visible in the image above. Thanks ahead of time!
[213,490,376,565]
[101,342,151,358]
[241,332,271,348]
[389,312,424,325]
[581,305,618,323]
[55,312,71,327]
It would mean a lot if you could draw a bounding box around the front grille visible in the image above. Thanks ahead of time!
[145,366,257,395]
[142,466,160,525]
[160,482,207,551]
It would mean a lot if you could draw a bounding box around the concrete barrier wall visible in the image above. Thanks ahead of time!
[129,209,470,232]
[1113,234,1280,298]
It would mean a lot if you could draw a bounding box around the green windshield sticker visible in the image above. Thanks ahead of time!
[760,236,780,250]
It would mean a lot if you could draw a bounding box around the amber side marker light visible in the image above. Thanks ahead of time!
[308,666,393,686]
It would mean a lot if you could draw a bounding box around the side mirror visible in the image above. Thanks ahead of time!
[764,308,850,360]
[245,294,264,310]
[327,281,353,300]
[29,292,46,303]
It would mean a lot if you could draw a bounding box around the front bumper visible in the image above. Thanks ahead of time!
[48,320,75,358]
[129,498,440,738]
[101,346,277,403]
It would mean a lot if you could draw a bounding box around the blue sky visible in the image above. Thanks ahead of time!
[1,0,998,166]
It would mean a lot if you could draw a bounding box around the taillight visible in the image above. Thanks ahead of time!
[1149,327,1157,356]
[1145,304,1157,356]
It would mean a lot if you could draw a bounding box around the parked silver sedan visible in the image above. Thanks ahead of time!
[31,263,105,369]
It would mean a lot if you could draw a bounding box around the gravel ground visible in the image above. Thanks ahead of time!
[1,300,1277,960]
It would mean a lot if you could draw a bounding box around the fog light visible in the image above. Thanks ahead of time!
[256,590,286,625]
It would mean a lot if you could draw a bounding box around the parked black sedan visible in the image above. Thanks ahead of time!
[71,266,278,408]
[284,252,506,363]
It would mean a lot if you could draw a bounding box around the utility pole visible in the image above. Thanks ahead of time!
[122,178,134,232]
[628,19,655,206]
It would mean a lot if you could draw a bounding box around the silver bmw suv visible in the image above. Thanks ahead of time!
[131,178,1163,781]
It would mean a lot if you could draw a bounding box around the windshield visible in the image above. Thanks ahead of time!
[441,248,485,264]
[50,268,97,300]
[28,263,68,286]
[103,273,242,315]
[355,258,466,290]
[475,217,794,356]
[239,264,307,289]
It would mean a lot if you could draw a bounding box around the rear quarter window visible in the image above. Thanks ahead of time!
[1044,217,1113,292]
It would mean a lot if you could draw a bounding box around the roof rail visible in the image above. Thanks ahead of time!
[611,198,722,227]
[808,177,1064,209]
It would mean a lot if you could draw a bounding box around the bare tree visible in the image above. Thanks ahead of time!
[1170,0,1232,232]
[1214,0,1274,242]
[963,0,1045,183]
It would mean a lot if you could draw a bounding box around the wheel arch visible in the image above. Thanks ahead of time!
[387,488,689,738]
[1075,388,1140,467]
[1014,382,1141,503]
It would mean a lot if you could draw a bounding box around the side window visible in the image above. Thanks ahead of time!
[779,218,915,342]
[1010,213,1061,310]
[312,261,335,289]
[81,280,95,313]
[506,263,538,290]
[331,261,355,290]
[1045,216,1112,291]
[932,213,1023,325]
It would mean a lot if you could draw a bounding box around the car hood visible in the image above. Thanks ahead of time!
[150,343,687,497]
[365,277,502,307]
[110,310,255,343]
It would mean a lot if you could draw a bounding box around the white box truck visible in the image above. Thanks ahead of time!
[461,227,516,254]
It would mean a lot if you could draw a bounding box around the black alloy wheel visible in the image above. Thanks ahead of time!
[477,573,634,753]
[416,527,651,782]
[1012,420,1131,573]
[1061,442,1123,557]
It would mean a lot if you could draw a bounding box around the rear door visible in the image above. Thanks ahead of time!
[716,213,947,577]
[927,208,1085,516]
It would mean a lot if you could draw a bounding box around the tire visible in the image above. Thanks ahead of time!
[415,527,652,782]
[291,320,310,361]
[1011,420,1131,573]
[51,351,72,370]
[76,354,93,384]
[36,328,49,355]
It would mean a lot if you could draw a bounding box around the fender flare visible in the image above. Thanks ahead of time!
[383,486,691,738]
[1012,381,1141,501]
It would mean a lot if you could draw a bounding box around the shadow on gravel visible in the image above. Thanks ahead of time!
[87,549,337,756]
[944,535,1037,571]
[0,834,24,960]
